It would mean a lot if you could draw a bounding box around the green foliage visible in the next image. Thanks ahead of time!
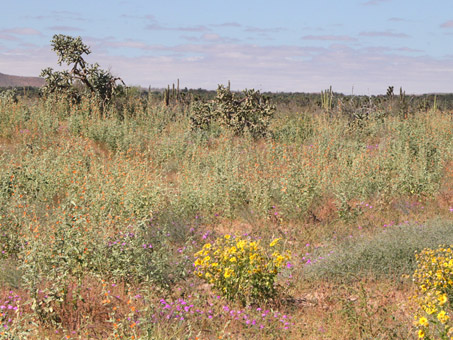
[190,85,275,138]
[271,112,314,144]
[40,34,124,105]
[98,221,194,287]
[194,234,291,305]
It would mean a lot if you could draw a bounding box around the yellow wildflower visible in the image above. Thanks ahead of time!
[236,240,246,250]
[437,310,450,323]
[224,268,233,278]
[419,316,429,327]
[438,294,448,305]
[269,238,281,247]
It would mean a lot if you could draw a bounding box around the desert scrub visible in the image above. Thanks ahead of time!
[194,234,291,306]
[98,221,195,287]
[190,85,275,138]
[413,246,453,339]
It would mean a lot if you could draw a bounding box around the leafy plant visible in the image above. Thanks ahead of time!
[190,85,275,138]
[194,234,291,305]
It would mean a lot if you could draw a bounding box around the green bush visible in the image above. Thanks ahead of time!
[194,234,291,305]
[190,85,275,138]
[98,221,194,287]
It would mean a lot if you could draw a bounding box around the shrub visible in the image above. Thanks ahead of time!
[190,85,275,138]
[193,234,291,306]
[413,246,453,339]
[99,222,194,288]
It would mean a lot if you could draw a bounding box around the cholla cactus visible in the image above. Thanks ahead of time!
[40,34,124,105]
[0,88,18,104]
[190,85,275,138]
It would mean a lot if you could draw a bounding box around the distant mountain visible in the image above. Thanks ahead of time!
[0,72,45,87]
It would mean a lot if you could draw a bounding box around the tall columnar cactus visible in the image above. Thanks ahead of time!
[399,87,409,118]
[321,86,333,112]
[163,85,170,106]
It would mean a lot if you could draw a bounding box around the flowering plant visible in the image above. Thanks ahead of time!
[194,234,291,306]
[413,246,453,339]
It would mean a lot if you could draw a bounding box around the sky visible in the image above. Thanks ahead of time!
[1,0,453,94]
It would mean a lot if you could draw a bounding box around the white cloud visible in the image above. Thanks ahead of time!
[2,40,453,95]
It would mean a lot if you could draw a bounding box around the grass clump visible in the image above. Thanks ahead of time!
[304,220,453,281]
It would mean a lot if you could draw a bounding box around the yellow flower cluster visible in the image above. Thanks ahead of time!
[193,234,291,305]
[413,246,453,339]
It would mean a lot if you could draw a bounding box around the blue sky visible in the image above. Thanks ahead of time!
[1,0,453,94]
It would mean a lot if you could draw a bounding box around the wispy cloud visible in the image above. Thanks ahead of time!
[146,23,210,32]
[395,47,423,53]
[180,35,199,42]
[201,33,239,44]
[48,26,83,32]
[3,40,453,94]
[103,40,150,49]
[2,28,41,36]
[244,26,286,33]
[211,22,242,28]
[120,14,156,20]
[180,34,225,42]
[388,17,406,22]
[441,20,453,28]
[363,0,391,6]
[0,34,19,41]
[360,31,409,38]
[30,10,86,22]
[105,44,453,94]
[301,35,356,41]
